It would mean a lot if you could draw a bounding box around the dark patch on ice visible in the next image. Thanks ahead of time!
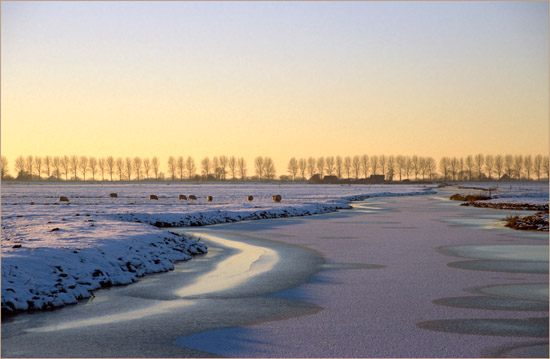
[321,263,385,270]
[318,236,360,240]
[382,226,418,229]
[447,260,548,274]
[481,341,549,358]
[417,317,549,337]
[433,296,548,311]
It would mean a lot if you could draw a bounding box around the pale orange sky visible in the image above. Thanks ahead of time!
[1,1,548,174]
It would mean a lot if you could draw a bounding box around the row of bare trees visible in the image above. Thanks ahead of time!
[287,155,438,181]
[5,155,162,182]
[439,154,549,181]
[2,154,548,182]
[166,155,249,181]
[1,155,272,182]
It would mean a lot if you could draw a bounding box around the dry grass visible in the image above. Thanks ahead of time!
[504,212,549,232]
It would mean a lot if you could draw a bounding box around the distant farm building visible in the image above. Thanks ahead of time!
[368,175,385,183]
[322,175,339,184]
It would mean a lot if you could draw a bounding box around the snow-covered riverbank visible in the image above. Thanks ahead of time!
[2,183,434,315]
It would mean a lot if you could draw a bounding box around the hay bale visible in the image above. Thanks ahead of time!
[188,195,197,200]
[109,193,118,198]
[149,195,159,200]
[179,195,187,200]
[248,195,254,201]
[59,196,69,202]
[272,194,281,203]
[207,196,213,202]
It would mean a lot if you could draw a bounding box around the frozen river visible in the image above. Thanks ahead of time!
[1,189,548,357]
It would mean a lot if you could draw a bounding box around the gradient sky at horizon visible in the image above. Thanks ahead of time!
[1,1,548,174]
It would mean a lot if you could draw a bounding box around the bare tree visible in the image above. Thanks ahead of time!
[504,154,514,178]
[43,156,52,180]
[351,155,361,179]
[464,155,474,181]
[335,156,343,178]
[1,156,9,179]
[474,153,484,180]
[142,158,150,180]
[411,155,420,180]
[533,155,543,181]
[152,157,160,180]
[70,155,79,180]
[316,157,325,179]
[35,156,43,181]
[15,155,26,178]
[212,157,220,180]
[228,156,237,180]
[125,157,133,181]
[343,156,351,179]
[379,155,387,178]
[167,156,176,181]
[542,156,549,179]
[484,155,494,180]
[449,157,458,181]
[405,157,412,180]
[201,157,212,178]
[186,156,196,179]
[264,157,276,180]
[237,157,247,180]
[177,156,184,181]
[523,155,532,180]
[396,155,406,181]
[306,157,316,178]
[360,155,369,178]
[419,157,428,180]
[89,157,98,181]
[426,157,437,180]
[513,155,524,180]
[115,157,124,181]
[296,158,305,179]
[134,157,143,181]
[98,157,106,181]
[255,157,264,180]
[61,155,70,180]
[53,156,61,179]
[371,155,379,175]
[458,158,464,181]
[494,154,503,179]
[386,155,395,180]
[79,156,88,181]
[219,155,228,180]
[439,157,450,181]
[325,156,335,176]
[26,155,34,181]
[287,157,298,180]
[106,156,115,181]
[201,157,211,178]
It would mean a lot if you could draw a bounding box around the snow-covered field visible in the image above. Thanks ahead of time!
[456,182,549,205]
[1,182,434,315]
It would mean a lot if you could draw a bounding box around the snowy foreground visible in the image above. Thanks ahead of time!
[2,183,435,315]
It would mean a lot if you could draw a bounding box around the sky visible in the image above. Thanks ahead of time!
[1,1,548,175]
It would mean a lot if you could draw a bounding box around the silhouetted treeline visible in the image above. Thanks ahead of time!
[1,153,548,182]
[438,154,549,181]
[285,155,437,182]
[285,154,549,182]
[1,155,268,183]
